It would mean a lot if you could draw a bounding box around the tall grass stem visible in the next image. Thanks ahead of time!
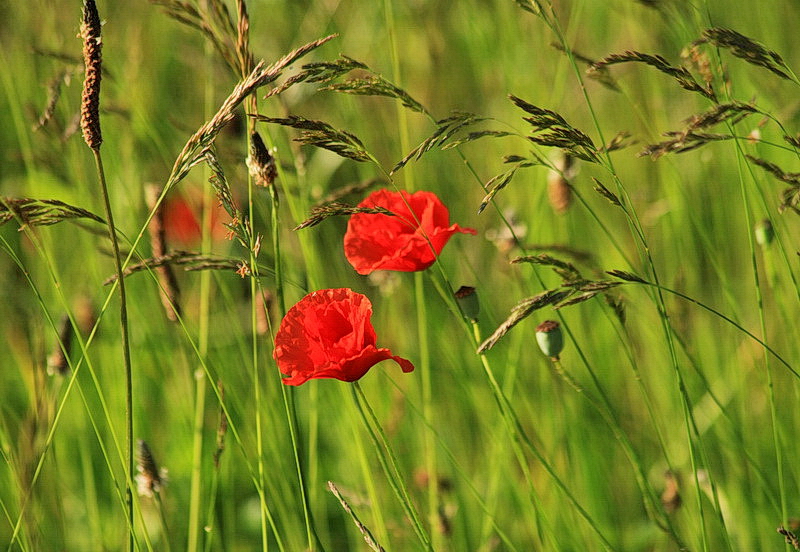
[92,149,136,550]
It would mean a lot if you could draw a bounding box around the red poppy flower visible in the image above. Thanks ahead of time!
[273,288,415,385]
[343,189,476,275]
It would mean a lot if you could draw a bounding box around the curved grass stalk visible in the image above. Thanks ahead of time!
[709,54,794,534]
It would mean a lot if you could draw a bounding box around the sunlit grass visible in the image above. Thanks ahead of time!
[1,1,800,550]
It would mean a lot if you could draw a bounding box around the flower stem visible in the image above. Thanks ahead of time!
[351,382,432,551]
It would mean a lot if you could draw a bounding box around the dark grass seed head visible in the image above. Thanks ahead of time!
[80,0,102,150]
[247,131,277,188]
[135,440,166,497]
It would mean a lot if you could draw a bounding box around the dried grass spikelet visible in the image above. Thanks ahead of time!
[328,481,386,552]
[80,0,102,150]
[779,526,800,550]
[144,184,181,322]
[256,290,274,335]
[135,440,167,497]
[661,470,682,513]
[213,380,227,469]
[47,314,73,376]
[547,153,574,214]
[247,131,277,187]
[681,44,714,87]
[168,34,336,190]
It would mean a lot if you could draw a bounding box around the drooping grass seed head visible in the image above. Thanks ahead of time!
[535,320,563,359]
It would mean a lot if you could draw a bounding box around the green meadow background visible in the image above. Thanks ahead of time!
[2,0,800,550]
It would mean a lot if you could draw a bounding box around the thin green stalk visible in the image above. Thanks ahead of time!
[154,492,172,552]
[415,273,439,547]
[345,388,391,546]
[351,383,433,551]
[187,37,217,552]
[92,148,135,551]
[382,1,438,538]
[266,178,318,551]
[248,172,269,552]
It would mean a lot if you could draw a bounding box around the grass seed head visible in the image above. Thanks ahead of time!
[80,0,102,150]
[135,440,166,497]
[247,131,277,187]
[547,153,574,214]
[46,314,73,376]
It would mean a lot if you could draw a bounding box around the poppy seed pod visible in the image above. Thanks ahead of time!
[535,320,564,359]
[454,286,479,321]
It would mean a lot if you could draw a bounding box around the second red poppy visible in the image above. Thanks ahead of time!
[343,189,476,275]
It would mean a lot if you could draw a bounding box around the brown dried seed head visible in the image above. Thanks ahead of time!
[547,154,574,214]
[661,470,681,513]
[247,132,277,187]
[144,184,181,322]
[47,314,73,376]
[547,172,571,214]
[135,440,164,497]
[80,0,102,150]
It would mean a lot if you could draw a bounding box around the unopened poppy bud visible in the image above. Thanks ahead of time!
[454,286,479,321]
[536,320,563,359]
[755,219,774,247]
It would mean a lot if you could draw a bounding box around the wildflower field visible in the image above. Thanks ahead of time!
[3,1,800,550]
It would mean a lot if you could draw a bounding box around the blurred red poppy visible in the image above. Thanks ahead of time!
[163,192,227,247]
[343,189,476,275]
[273,288,415,386]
